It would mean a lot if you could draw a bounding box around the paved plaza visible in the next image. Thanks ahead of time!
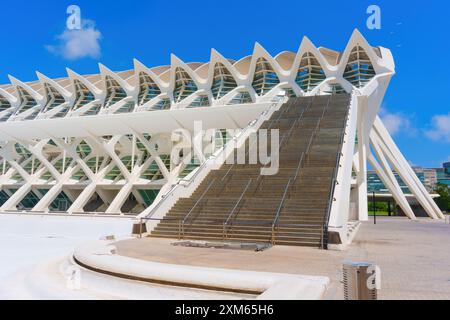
[115,217,450,300]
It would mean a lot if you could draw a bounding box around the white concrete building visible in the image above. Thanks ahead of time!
[0,30,443,247]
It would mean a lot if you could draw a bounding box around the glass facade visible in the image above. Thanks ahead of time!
[211,63,237,99]
[188,95,210,108]
[252,58,280,96]
[0,95,11,112]
[43,83,67,118]
[138,189,160,208]
[436,166,450,186]
[173,68,198,103]
[76,140,92,158]
[295,52,326,92]
[324,83,347,95]
[103,76,128,108]
[228,91,253,105]
[15,86,38,118]
[138,72,161,106]
[227,91,253,105]
[73,79,95,111]
[367,170,427,194]
[150,98,171,111]
[283,87,297,98]
[343,46,376,88]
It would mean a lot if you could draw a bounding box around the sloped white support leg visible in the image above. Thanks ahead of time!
[373,117,443,219]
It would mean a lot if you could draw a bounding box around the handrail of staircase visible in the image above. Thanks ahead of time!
[254,96,316,192]
[180,178,217,238]
[141,159,211,221]
[305,95,332,163]
[221,101,288,183]
[291,95,332,182]
[321,93,352,249]
[279,96,317,150]
[222,178,253,239]
[270,95,333,243]
[141,102,279,222]
[293,152,306,182]
[270,178,292,244]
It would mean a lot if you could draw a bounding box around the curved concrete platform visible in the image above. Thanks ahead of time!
[73,241,330,300]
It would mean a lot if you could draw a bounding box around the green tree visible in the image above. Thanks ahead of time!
[368,201,388,212]
[434,184,450,211]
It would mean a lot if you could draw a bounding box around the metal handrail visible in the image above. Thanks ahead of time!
[270,95,333,242]
[279,96,316,150]
[223,179,253,239]
[305,95,332,162]
[293,152,306,181]
[180,178,216,238]
[141,160,210,220]
[253,96,316,192]
[270,178,292,244]
[321,93,352,249]
[221,101,289,183]
[139,101,280,222]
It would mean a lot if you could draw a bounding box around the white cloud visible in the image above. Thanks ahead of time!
[425,113,450,143]
[380,109,413,136]
[46,20,101,60]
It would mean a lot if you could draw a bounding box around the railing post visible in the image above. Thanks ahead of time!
[139,218,143,239]
[271,225,275,245]
[223,223,226,240]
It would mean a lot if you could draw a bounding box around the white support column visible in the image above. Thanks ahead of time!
[52,138,96,181]
[367,147,416,220]
[93,135,131,181]
[355,97,369,221]
[67,157,115,214]
[32,159,81,212]
[373,117,444,219]
[68,183,97,214]
[105,182,134,214]
[19,139,62,181]
[132,131,170,179]
[0,165,47,211]
[1,183,33,210]
[375,119,443,219]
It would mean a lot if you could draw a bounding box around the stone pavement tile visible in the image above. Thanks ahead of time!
[115,217,450,300]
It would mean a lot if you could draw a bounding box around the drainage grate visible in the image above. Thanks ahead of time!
[172,240,272,252]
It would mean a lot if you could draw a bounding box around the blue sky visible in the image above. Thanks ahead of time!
[0,0,449,167]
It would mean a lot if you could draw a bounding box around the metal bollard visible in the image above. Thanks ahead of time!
[343,261,380,300]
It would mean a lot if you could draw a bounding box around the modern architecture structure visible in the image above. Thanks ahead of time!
[368,162,450,194]
[0,30,444,249]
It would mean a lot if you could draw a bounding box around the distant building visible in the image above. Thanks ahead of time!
[367,169,428,194]
[436,162,450,186]
[367,163,450,194]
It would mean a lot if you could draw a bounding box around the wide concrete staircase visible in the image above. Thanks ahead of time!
[150,94,351,248]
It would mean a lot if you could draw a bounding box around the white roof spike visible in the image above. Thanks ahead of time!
[133,58,146,70]
[170,53,185,65]
[66,67,80,78]
[299,36,316,51]
[210,48,230,63]
[98,63,111,74]
[7,74,20,85]
[66,67,104,97]
[35,71,72,99]
[7,75,45,103]
[132,58,168,89]
[253,42,271,57]
[99,63,135,94]
[0,87,19,106]
[351,28,365,39]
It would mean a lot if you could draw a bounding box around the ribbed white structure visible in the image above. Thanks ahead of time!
[0,30,443,248]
